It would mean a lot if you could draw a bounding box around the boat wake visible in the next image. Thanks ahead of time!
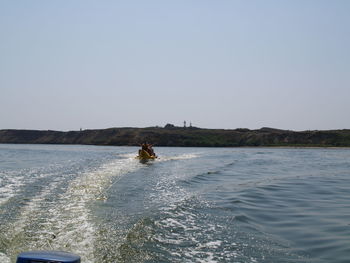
[157,153,200,162]
[0,155,140,263]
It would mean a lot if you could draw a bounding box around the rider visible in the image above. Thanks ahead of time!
[147,143,155,156]
[139,143,155,157]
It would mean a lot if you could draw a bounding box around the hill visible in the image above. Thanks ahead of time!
[1,126,350,147]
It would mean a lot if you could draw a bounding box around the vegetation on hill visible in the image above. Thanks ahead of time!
[1,125,350,147]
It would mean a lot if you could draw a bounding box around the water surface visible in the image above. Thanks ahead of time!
[0,144,350,262]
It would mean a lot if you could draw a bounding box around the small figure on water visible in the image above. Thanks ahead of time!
[138,143,157,159]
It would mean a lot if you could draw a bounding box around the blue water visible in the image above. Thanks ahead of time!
[0,144,350,263]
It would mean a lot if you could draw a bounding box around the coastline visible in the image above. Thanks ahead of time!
[1,127,350,148]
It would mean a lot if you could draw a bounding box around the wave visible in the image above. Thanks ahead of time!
[157,153,200,162]
[150,198,244,262]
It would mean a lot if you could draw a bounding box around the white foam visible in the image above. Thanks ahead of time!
[0,252,11,263]
[0,167,59,206]
[159,153,199,162]
[40,156,139,262]
[119,153,138,159]
[2,155,140,263]
[204,241,222,248]
[0,171,25,205]
[152,196,234,263]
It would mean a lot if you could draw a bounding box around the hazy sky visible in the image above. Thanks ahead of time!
[1,1,349,131]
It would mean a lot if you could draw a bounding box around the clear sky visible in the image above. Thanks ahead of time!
[1,0,349,131]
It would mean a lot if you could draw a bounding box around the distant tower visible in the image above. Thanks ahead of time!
[184,121,186,128]
[190,122,192,127]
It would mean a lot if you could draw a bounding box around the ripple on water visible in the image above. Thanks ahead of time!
[2,146,350,262]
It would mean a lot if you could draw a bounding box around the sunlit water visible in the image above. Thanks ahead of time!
[0,144,350,263]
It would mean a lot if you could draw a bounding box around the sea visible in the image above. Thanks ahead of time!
[0,144,350,263]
